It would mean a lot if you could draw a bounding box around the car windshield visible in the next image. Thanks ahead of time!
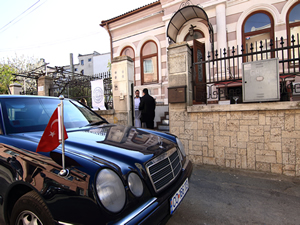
[1,97,106,134]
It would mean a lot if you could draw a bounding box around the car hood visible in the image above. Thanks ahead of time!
[9,124,176,170]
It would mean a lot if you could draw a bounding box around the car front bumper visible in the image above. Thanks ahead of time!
[116,159,193,225]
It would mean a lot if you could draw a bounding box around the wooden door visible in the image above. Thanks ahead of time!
[193,39,206,104]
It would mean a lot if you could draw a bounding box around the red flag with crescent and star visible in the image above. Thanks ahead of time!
[36,107,68,152]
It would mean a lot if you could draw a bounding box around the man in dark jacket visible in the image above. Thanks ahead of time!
[139,88,156,129]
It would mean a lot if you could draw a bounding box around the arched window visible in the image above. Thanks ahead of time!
[242,11,274,60]
[287,3,300,57]
[121,46,136,84]
[120,46,135,60]
[141,41,158,84]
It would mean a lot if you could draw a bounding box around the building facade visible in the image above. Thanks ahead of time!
[100,0,300,105]
[99,0,300,176]
[64,51,110,76]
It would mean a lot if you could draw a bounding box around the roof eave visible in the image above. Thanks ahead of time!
[100,1,160,27]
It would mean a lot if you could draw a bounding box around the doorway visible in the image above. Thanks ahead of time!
[192,39,206,104]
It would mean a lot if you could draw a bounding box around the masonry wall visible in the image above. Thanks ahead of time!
[94,109,128,126]
[169,101,300,176]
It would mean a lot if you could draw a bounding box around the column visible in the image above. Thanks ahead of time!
[38,76,53,96]
[216,2,227,51]
[167,42,193,107]
[9,83,22,95]
[111,56,134,126]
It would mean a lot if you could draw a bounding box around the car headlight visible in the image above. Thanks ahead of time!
[128,172,143,197]
[96,169,126,213]
[176,137,186,157]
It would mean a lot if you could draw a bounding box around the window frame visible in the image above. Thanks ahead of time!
[121,46,135,61]
[121,46,136,84]
[286,2,300,51]
[140,41,159,85]
[242,11,275,61]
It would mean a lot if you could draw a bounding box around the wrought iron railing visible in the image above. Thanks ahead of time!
[193,34,300,103]
[51,71,112,109]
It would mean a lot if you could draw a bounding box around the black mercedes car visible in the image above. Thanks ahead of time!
[0,95,192,225]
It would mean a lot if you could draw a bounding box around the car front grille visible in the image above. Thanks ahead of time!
[146,148,182,192]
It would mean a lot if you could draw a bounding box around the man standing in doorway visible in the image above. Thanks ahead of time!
[139,88,156,129]
[134,90,141,127]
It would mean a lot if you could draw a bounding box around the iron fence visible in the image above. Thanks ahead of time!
[194,34,300,103]
[50,71,112,109]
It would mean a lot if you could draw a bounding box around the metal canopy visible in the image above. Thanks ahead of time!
[167,5,213,43]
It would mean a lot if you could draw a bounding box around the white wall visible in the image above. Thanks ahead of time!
[154,105,168,127]
[93,53,111,74]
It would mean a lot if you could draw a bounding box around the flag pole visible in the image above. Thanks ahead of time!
[59,95,68,177]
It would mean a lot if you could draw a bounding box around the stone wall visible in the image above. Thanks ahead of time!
[169,101,300,176]
[94,109,128,126]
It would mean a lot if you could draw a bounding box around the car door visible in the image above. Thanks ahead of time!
[0,144,17,224]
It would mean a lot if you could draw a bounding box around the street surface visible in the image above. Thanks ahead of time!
[167,164,300,225]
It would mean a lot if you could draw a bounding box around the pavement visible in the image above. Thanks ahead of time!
[167,164,300,225]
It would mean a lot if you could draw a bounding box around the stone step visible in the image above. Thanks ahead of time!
[162,119,169,125]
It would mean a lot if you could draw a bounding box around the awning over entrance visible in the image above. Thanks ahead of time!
[167,5,213,44]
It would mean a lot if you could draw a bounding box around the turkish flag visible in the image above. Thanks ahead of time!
[36,107,68,152]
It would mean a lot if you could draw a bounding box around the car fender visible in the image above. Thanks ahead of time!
[0,143,96,224]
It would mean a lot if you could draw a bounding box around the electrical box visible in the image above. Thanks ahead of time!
[168,86,186,103]
[242,58,280,102]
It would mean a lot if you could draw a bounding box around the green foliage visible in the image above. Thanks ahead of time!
[0,64,17,94]
[0,55,43,94]
[107,60,111,72]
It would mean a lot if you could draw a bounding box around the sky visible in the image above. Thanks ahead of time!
[0,0,155,67]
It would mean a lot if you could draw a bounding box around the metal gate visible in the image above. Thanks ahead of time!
[50,71,112,109]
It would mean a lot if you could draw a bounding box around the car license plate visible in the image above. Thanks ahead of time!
[170,178,189,214]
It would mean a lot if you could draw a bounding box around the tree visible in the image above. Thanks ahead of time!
[0,64,17,94]
[0,55,45,94]
[107,60,111,72]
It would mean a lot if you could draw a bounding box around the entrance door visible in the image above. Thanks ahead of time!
[193,39,206,104]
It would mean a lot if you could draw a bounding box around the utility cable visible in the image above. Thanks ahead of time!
[0,0,47,34]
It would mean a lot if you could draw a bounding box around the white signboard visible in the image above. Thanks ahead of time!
[91,80,106,110]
